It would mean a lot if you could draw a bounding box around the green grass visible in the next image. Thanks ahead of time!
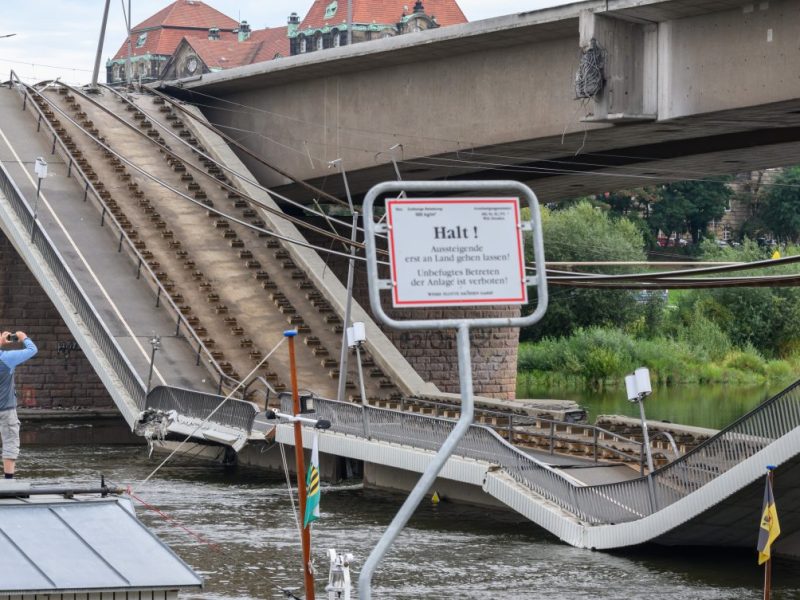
[517,326,800,388]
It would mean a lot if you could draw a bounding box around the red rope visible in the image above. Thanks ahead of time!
[127,486,222,552]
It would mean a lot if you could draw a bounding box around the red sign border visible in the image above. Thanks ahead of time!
[386,198,528,308]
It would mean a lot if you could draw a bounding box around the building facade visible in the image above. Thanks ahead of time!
[288,0,467,56]
[106,0,239,85]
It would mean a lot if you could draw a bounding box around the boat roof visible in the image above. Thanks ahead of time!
[0,483,202,595]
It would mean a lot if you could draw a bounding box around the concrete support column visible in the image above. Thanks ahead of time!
[579,9,658,122]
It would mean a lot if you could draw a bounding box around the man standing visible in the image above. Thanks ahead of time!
[0,331,37,479]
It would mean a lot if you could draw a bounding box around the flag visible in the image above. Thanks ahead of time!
[303,429,320,528]
[757,473,780,565]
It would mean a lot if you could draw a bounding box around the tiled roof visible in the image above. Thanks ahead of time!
[185,28,289,70]
[251,27,291,61]
[112,0,239,60]
[299,0,467,31]
[112,29,237,61]
[135,0,238,31]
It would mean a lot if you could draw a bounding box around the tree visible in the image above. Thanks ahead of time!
[759,166,800,243]
[649,180,731,243]
[522,201,650,341]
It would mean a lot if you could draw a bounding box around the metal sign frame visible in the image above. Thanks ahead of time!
[364,180,547,329]
[358,180,548,600]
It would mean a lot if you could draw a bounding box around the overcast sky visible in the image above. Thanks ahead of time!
[0,0,572,84]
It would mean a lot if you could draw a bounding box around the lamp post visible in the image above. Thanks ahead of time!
[625,366,658,510]
[146,334,161,394]
[346,322,367,404]
[31,157,47,241]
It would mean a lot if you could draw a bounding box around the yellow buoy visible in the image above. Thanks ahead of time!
[431,491,440,506]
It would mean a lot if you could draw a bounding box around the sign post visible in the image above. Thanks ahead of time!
[357,181,548,600]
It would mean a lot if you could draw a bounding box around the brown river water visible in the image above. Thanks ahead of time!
[17,380,800,599]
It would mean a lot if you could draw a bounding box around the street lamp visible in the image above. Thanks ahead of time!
[146,334,161,394]
[30,157,47,241]
[625,366,658,509]
[346,322,367,404]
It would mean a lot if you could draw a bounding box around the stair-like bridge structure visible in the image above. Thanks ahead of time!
[1,76,799,555]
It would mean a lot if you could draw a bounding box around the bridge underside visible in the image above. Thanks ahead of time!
[167,0,800,204]
[269,99,800,204]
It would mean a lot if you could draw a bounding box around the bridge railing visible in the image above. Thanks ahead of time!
[280,395,601,522]
[282,379,800,524]
[147,385,259,432]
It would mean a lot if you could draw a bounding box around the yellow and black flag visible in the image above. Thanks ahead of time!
[757,472,780,565]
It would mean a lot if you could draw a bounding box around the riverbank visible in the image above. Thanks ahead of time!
[518,327,800,389]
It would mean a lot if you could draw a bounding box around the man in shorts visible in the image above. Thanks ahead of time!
[0,331,37,479]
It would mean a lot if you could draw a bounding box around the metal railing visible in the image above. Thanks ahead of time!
[283,379,800,524]
[147,385,259,432]
[389,396,645,469]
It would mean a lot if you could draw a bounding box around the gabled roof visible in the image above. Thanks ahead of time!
[112,0,239,61]
[135,0,238,31]
[170,27,289,73]
[251,27,291,61]
[112,29,239,61]
[299,0,468,31]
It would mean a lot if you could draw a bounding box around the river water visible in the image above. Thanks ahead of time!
[517,381,792,429]
[21,436,800,599]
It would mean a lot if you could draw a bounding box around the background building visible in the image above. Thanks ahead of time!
[107,0,239,85]
[288,0,467,55]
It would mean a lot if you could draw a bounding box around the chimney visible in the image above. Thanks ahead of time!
[238,20,251,42]
[208,27,220,40]
[287,12,300,36]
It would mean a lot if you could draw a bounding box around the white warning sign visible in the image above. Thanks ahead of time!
[387,198,528,307]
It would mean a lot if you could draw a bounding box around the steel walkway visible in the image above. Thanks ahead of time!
[273,385,800,554]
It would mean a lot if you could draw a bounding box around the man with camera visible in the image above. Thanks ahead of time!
[0,331,37,479]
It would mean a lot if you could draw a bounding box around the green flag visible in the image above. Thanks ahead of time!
[303,430,320,528]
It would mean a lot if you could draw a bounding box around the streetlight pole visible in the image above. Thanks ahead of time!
[347,0,353,46]
[146,334,161,394]
[625,367,657,510]
[31,157,47,242]
[91,0,112,89]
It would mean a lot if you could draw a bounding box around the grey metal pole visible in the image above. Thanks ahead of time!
[358,323,475,599]
[146,335,160,394]
[347,0,353,46]
[355,344,367,404]
[335,162,357,403]
[30,176,42,241]
[91,0,112,88]
[638,399,658,510]
[125,0,133,87]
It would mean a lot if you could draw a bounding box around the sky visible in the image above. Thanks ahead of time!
[0,0,572,85]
